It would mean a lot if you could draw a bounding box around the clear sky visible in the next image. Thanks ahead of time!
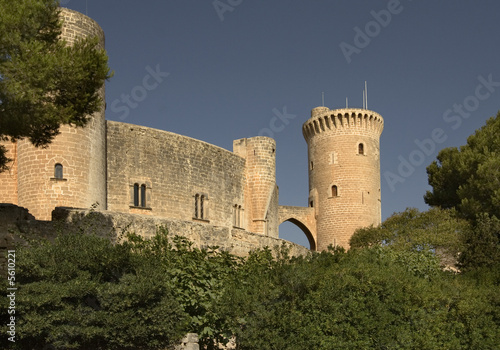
[63,0,500,248]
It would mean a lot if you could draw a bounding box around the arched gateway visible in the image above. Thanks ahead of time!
[278,206,317,251]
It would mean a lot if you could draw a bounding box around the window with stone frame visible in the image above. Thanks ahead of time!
[194,193,209,221]
[131,182,149,208]
[233,204,243,228]
[332,185,338,197]
[54,163,63,179]
[358,143,365,155]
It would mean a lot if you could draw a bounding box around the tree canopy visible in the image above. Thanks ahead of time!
[0,0,112,171]
[424,112,500,220]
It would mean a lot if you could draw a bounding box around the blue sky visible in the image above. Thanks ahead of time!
[63,1,500,248]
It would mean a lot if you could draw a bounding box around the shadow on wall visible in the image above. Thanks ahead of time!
[0,204,310,271]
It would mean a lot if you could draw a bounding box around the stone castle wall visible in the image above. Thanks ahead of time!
[0,142,18,205]
[0,205,309,261]
[303,107,383,250]
[106,121,248,230]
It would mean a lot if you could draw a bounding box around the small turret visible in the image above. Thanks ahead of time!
[234,136,278,237]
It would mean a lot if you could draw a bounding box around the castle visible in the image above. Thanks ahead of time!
[0,8,383,251]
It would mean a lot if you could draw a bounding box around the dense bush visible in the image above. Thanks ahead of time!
[0,227,241,349]
[219,246,500,350]
[1,230,188,349]
[1,226,498,349]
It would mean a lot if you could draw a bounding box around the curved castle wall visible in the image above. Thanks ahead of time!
[303,107,383,250]
[16,8,107,219]
[106,121,248,230]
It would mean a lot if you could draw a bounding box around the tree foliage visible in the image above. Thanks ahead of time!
[424,112,500,220]
[459,213,500,271]
[0,226,242,349]
[424,112,500,271]
[219,247,500,350]
[0,0,112,171]
[350,208,468,262]
[1,221,499,349]
[1,230,188,349]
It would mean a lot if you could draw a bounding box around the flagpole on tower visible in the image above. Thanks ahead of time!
[365,81,368,109]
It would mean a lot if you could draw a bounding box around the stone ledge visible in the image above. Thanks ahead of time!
[1,205,310,258]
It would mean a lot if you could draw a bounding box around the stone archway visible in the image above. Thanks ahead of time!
[278,206,317,251]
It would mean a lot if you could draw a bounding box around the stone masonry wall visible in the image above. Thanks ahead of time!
[0,141,18,205]
[233,137,277,236]
[59,7,107,209]
[2,206,309,259]
[106,121,247,231]
[56,207,309,256]
[265,185,280,239]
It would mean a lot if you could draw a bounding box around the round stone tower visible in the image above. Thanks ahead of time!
[303,107,384,250]
[233,136,278,237]
[16,8,107,220]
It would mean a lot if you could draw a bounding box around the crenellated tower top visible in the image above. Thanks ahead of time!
[303,107,384,142]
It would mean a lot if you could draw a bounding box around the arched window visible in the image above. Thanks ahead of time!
[54,163,63,179]
[358,143,364,155]
[130,182,150,208]
[133,183,140,207]
[140,184,147,207]
[332,185,338,197]
[194,193,208,220]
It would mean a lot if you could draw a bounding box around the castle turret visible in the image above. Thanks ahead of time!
[233,137,278,237]
[15,8,107,219]
[303,107,383,250]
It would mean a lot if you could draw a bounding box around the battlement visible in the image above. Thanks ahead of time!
[303,107,384,141]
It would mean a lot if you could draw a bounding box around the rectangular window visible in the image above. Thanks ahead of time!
[141,184,146,207]
[194,194,199,218]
